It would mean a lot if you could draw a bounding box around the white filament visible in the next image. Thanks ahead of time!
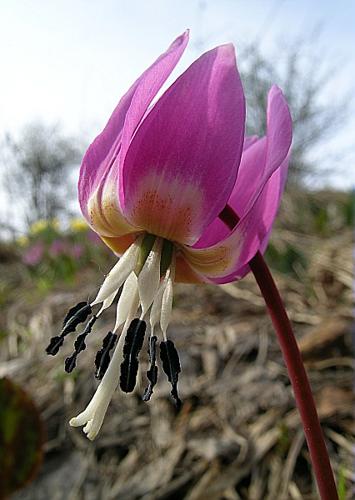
[138,238,162,316]
[96,290,117,317]
[160,275,174,339]
[160,252,175,339]
[113,272,139,332]
[91,240,140,306]
[150,269,170,334]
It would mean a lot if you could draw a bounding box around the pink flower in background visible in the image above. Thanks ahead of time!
[87,230,102,245]
[49,240,67,258]
[23,243,44,266]
[47,31,292,440]
[70,244,84,259]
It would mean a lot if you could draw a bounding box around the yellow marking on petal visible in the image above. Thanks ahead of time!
[182,242,238,279]
[175,255,204,284]
[128,172,203,245]
[88,181,137,238]
[101,233,138,255]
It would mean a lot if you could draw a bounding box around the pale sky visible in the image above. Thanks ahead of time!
[0,0,354,194]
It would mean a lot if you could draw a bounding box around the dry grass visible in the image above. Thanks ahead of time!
[1,195,353,500]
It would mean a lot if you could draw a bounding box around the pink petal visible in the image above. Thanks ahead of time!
[120,44,245,245]
[182,87,292,283]
[209,153,290,283]
[243,135,259,151]
[194,85,291,249]
[78,31,189,236]
[181,154,290,283]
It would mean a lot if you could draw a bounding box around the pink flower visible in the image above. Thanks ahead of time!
[49,240,67,257]
[87,230,102,245]
[50,32,292,439]
[70,244,84,259]
[23,243,44,266]
[79,31,291,284]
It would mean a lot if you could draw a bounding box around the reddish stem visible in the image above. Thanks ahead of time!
[219,206,338,500]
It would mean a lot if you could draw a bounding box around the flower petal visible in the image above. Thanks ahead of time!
[175,254,204,284]
[243,135,259,151]
[101,233,137,256]
[209,153,290,283]
[120,44,245,245]
[181,151,291,283]
[232,85,292,217]
[193,85,291,249]
[79,31,189,236]
[192,138,267,248]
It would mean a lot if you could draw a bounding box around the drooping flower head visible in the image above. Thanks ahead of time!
[46,31,292,440]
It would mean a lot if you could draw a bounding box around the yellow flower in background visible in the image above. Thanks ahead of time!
[30,218,60,235]
[51,218,60,230]
[17,235,29,247]
[30,219,48,234]
[70,218,88,232]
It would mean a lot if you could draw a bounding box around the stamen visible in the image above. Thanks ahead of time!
[65,315,97,372]
[45,336,64,356]
[142,335,158,401]
[120,319,146,392]
[149,269,170,333]
[160,275,174,341]
[160,339,182,409]
[97,290,118,317]
[113,272,139,333]
[61,302,92,336]
[91,239,141,305]
[137,238,162,316]
[160,249,175,340]
[46,301,92,356]
[94,331,117,380]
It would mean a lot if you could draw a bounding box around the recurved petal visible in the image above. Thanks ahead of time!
[181,152,291,284]
[209,153,290,284]
[79,31,189,235]
[193,85,291,249]
[120,43,246,246]
[233,85,292,218]
[192,138,267,249]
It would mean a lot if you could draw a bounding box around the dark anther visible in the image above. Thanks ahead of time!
[64,315,97,373]
[142,335,158,402]
[160,340,182,409]
[61,302,92,337]
[45,336,64,356]
[120,319,146,393]
[95,331,117,380]
[65,353,77,373]
[46,301,92,356]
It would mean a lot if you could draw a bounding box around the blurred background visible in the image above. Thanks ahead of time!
[0,1,353,499]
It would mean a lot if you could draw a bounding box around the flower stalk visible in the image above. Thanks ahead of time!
[220,205,338,500]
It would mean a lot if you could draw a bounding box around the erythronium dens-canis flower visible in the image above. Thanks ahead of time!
[46,30,292,441]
